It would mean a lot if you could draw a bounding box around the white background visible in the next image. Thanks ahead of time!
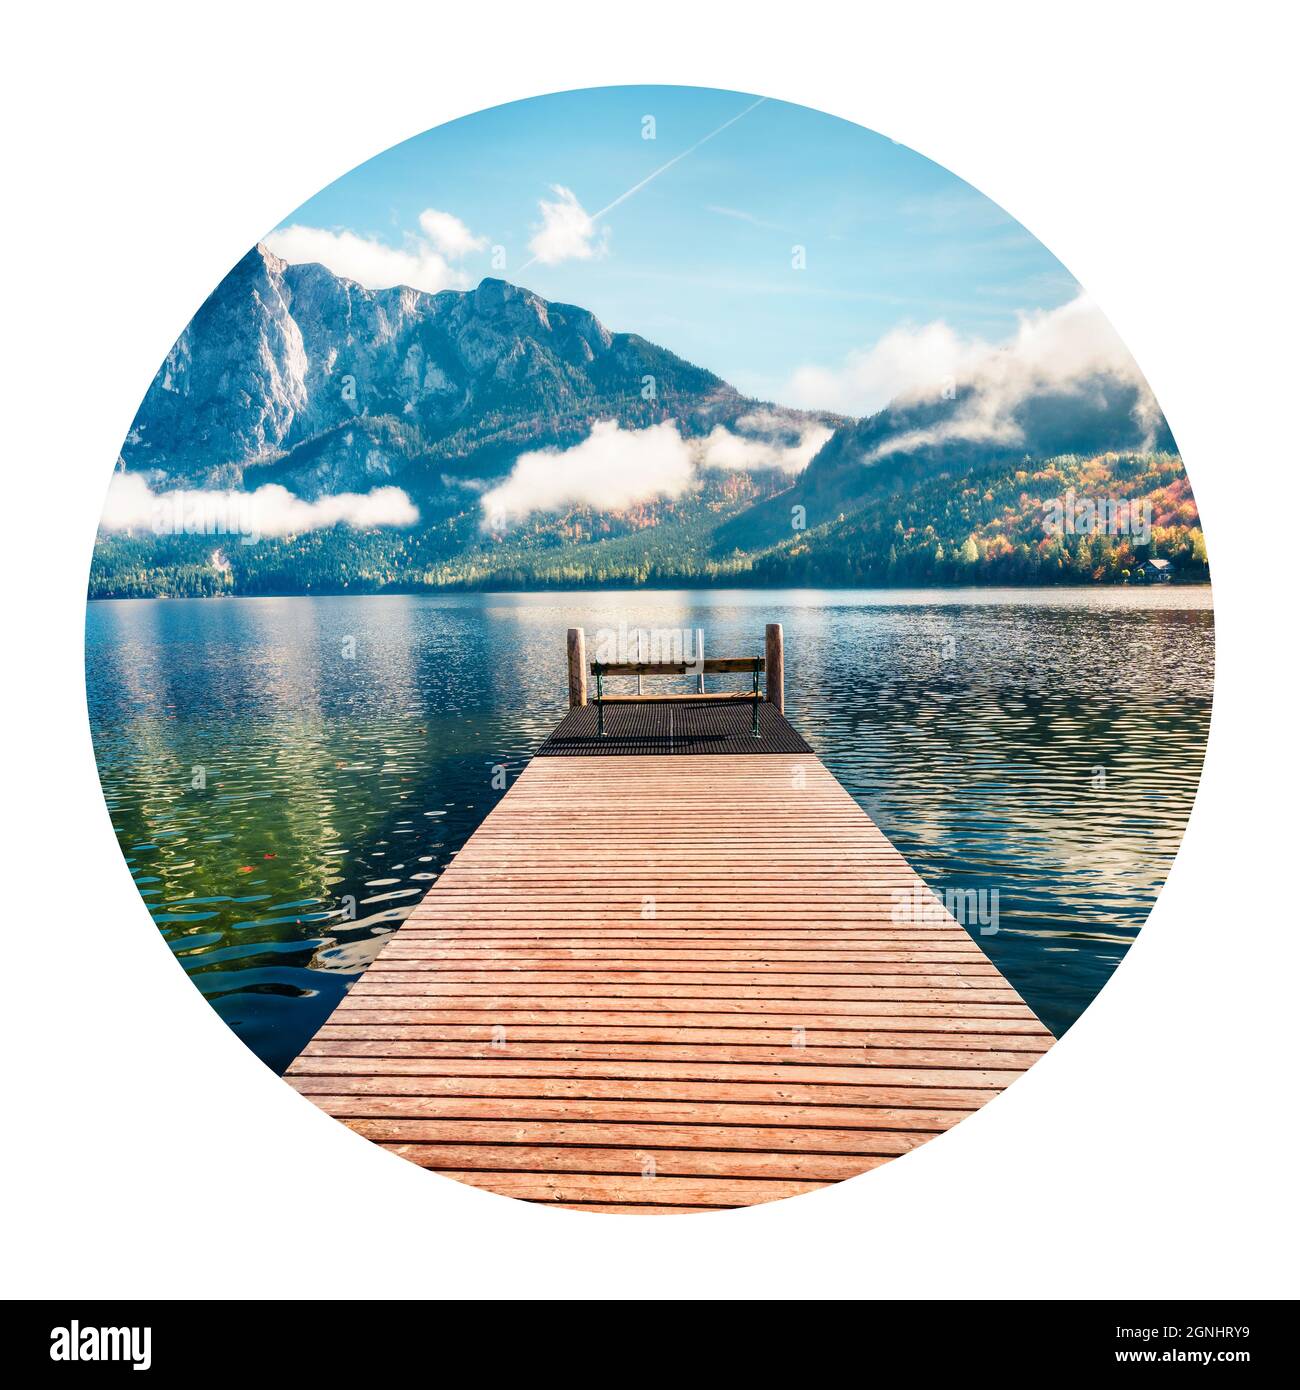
[2,0,1296,1300]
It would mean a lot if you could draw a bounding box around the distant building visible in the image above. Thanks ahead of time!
[1134,557,1173,583]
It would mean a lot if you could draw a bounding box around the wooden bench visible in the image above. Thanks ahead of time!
[567,625,785,739]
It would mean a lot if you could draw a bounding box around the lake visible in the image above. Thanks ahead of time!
[85,587,1214,1073]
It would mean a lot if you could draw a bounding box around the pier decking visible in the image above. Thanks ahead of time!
[286,628,1054,1213]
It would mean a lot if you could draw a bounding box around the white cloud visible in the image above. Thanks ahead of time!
[781,295,1159,458]
[101,474,418,540]
[527,186,607,267]
[265,207,485,293]
[480,415,834,528]
[417,209,487,259]
[784,320,988,417]
[481,420,694,528]
[697,421,833,473]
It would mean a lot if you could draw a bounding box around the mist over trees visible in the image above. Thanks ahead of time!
[89,450,1207,598]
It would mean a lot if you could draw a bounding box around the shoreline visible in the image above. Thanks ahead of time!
[86,579,1215,602]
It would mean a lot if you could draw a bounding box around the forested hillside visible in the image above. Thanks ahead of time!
[89,450,1207,596]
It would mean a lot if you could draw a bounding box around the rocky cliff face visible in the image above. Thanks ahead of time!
[122,245,811,502]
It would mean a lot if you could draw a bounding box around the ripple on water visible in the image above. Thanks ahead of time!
[86,588,1213,1069]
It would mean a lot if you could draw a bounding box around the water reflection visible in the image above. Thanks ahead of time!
[86,587,1213,1069]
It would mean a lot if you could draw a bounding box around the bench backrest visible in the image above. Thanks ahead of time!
[565,624,784,714]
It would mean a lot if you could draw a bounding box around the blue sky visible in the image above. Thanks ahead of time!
[269,85,1080,407]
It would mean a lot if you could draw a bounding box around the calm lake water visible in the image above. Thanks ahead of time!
[85,587,1214,1072]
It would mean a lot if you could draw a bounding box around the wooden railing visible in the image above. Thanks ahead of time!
[566,624,784,737]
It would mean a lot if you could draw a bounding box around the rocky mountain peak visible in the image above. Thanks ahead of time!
[119,244,800,500]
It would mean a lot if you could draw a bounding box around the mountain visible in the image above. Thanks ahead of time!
[123,244,824,508]
[713,369,1177,553]
[92,250,1207,596]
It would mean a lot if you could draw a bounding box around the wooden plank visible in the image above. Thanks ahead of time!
[591,657,763,676]
[310,1024,1050,1051]
[354,978,1024,1002]
[288,1074,993,1107]
[287,1056,1027,1087]
[429,1171,827,1207]
[328,1116,937,1157]
[594,692,761,703]
[317,1013,1045,1038]
[342,990,1039,1017]
[376,1143,895,1182]
[309,1041,1047,1069]
[286,750,1054,1211]
[299,1094,968,1129]
[300,1040,1045,1068]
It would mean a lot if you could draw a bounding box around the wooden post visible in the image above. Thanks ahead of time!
[765,623,784,712]
[566,628,587,707]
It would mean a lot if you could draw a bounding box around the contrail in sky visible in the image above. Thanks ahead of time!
[518,96,768,272]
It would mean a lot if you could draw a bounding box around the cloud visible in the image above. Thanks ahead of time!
[526,186,607,267]
[783,321,990,417]
[781,295,1159,457]
[697,420,833,473]
[479,414,833,528]
[101,474,418,540]
[265,207,485,293]
[417,209,487,259]
[480,420,694,528]
[517,99,768,273]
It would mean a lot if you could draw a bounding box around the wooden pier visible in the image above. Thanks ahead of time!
[287,626,1053,1214]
